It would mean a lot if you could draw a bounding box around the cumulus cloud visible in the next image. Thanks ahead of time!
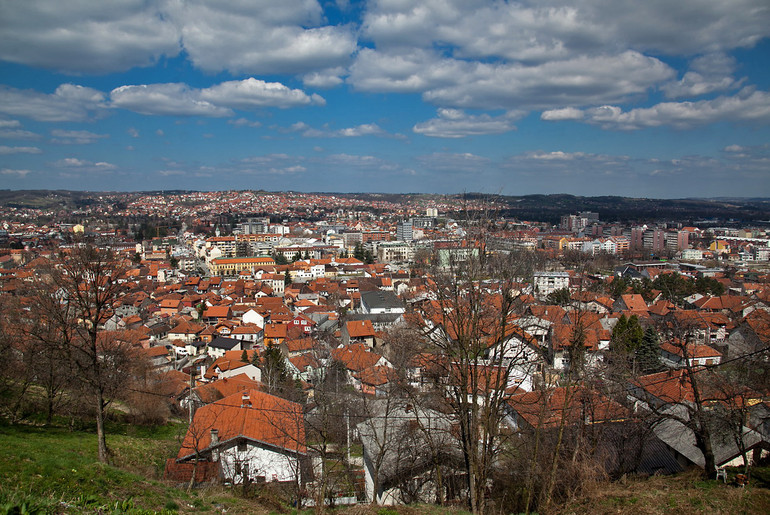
[0,1,181,74]
[300,123,384,138]
[0,129,40,140]
[228,118,262,128]
[127,127,139,138]
[413,109,521,138]
[362,0,770,60]
[0,84,107,122]
[0,146,42,154]
[350,49,674,110]
[0,168,31,177]
[53,157,117,170]
[110,84,233,117]
[200,78,325,109]
[562,87,770,130]
[110,79,323,117]
[302,68,346,88]
[50,129,109,144]
[540,107,584,121]
[661,53,743,99]
[166,1,356,75]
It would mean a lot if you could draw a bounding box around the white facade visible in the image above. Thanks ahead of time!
[533,272,570,297]
[219,440,301,484]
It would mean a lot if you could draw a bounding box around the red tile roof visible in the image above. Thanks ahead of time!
[178,389,306,458]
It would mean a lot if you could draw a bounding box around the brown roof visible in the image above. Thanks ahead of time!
[178,389,306,459]
[346,320,376,338]
[508,386,629,428]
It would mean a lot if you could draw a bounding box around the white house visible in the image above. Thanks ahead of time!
[175,390,306,485]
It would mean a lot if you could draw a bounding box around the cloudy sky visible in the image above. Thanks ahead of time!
[1,0,769,197]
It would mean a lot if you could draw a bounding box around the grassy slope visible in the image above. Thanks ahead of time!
[0,422,260,514]
[558,469,770,515]
[1,422,769,514]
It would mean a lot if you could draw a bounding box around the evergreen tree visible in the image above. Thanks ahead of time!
[636,327,662,373]
[353,242,365,261]
[261,345,288,393]
[545,287,571,306]
[610,314,644,354]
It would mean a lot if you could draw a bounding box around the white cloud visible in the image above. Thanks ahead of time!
[54,157,117,170]
[571,87,770,130]
[541,107,584,121]
[0,129,40,140]
[0,1,181,74]
[362,0,770,60]
[413,109,521,138]
[110,79,323,117]
[0,84,107,122]
[0,120,21,128]
[350,49,674,110]
[300,123,384,138]
[110,84,233,117]
[127,127,139,138]
[200,78,325,109]
[661,53,743,99]
[0,168,31,177]
[302,68,346,88]
[166,1,356,75]
[0,146,42,154]
[228,118,262,128]
[50,129,109,144]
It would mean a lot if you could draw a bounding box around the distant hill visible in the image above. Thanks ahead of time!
[1,190,769,224]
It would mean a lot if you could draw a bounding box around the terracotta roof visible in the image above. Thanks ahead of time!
[178,389,306,458]
[193,373,262,404]
[346,320,376,338]
[660,341,722,359]
[508,386,629,428]
[331,343,383,372]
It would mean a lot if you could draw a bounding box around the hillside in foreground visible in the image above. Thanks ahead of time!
[2,422,770,514]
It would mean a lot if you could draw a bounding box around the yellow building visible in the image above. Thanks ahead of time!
[209,256,276,276]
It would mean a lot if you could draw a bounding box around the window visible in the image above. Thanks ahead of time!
[237,440,247,452]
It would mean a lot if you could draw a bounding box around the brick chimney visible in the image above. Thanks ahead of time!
[210,429,219,462]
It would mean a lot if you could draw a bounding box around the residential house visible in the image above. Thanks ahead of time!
[342,320,377,347]
[174,389,306,485]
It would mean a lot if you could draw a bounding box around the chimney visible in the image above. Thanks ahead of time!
[241,393,251,408]
[210,429,220,462]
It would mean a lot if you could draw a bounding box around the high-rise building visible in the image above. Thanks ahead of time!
[396,221,413,242]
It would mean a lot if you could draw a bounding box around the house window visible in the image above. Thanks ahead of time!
[237,440,247,452]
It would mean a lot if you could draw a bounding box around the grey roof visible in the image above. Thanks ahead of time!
[652,406,767,468]
[209,336,240,350]
[361,290,404,311]
[356,403,458,487]
[347,313,404,324]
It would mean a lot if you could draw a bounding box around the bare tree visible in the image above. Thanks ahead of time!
[32,244,131,463]
[413,219,539,513]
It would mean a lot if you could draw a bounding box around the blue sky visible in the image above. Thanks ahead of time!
[1,0,769,197]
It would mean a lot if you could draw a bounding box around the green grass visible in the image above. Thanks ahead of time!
[0,422,264,514]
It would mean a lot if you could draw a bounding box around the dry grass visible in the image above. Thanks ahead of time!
[556,469,770,515]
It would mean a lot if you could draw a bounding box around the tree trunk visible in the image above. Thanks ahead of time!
[96,388,109,463]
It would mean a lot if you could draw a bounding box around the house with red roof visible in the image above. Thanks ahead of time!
[660,340,722,368]
[342,319,376,347]
[173,389,306,485]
